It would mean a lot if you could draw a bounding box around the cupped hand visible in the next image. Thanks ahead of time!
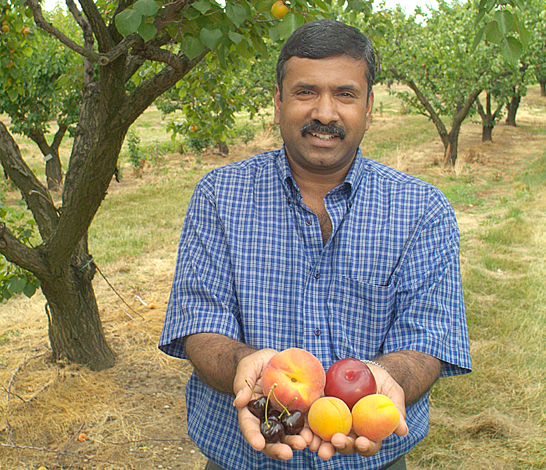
[307,362,409,460]
[232,348,313,460]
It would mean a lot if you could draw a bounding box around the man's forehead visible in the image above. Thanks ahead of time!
[282,55,369,85]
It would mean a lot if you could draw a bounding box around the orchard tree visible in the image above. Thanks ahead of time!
[156,44,278,156]
[368,1,504,166]
[0,12,82,190]
[0,0,372,371]
[370,2,484,166]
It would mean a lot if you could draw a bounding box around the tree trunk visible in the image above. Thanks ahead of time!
[482,125,493,142]
[505,94,521,127]
[28,128,65,191]
[443,132,459,168]
[540,80,545,97]
[41,256,115,371]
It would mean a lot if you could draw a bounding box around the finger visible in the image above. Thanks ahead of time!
[308,432,323,452]
[354,436,382,457]
[394,414,408,436]
[330,432,356,455]
[238,408,266,452]
[282,434,308,451]
[261,442,294,460]
[316,441,336,460]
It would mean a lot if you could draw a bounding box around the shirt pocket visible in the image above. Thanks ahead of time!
[327,275,396,361]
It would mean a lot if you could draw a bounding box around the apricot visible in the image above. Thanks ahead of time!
[261,348,326,413]
[308,396,352,442]
[271,1,289,19]
[351,394,400,442]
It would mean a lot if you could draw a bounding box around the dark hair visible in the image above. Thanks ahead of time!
[276,19,376,100]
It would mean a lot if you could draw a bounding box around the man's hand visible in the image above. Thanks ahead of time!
[308,363,409,460]
[232,349,314,460]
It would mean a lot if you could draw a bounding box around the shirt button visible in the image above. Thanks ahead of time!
[314,329,321,336]
[314,272,321,279]
[305,219,312,226]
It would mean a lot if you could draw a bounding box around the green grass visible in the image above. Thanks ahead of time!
[3,84,546,470]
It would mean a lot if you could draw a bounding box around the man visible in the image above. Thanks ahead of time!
[160,19,471,470]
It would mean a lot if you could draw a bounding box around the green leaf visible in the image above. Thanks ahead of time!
[192,0,212,14]
[278,12,297,40]
[228,30,245,45]
[8,276,26,295]
[472,25,486,51]
[494,10,515,36]
[138,22,157,42]
[133,0,159,16]
[225,3,247,28]
[500,36,522,65]
[184,36,205,60]
[23,281,37,298]
[484,21,503,44]
[200,28,223,50]
[115,9,143,37]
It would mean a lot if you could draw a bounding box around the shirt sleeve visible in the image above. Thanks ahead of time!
[384,191,472,377]
[159,176,242,359]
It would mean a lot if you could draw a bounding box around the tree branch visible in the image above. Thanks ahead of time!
[0,223,45,276]
[0,122,59,239]
[26,0,101,62]
[75,0,115,52]
[65,0,95,85]
[388,65,449,147]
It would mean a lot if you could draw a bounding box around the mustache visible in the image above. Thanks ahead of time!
[301,121,346,140]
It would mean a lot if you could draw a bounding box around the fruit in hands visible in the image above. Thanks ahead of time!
[324,358,377,410]
[271,1,289,19]
[248,396,268,420]
[351,394,400,442]
[280,410,304,435]
[260,415,285,443]
[307,396,352,441]
[261,348,326,413]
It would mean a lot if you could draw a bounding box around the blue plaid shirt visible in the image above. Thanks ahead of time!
[159,147,471,470]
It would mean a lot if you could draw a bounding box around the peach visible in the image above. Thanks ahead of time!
[308,396,352,441]
[261,348,326,413]
[351,394,400,441]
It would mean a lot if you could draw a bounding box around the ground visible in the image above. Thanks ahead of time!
[1,86,545,470]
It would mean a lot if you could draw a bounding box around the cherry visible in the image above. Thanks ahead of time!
[248,396,267,420]
[281,410,305,435]
[260,416,285,443]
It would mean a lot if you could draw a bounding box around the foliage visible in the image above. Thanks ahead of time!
[0,0,36,101]
[0,22,81,138]
[357,1,488,164]
[0,202,40,301]
[127,131,146,177]
[156,43,278,153]
[474,0,530,64]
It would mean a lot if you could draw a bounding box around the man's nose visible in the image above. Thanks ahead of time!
[310,94,339,124]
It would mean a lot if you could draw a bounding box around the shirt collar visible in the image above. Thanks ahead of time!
[275,145,366,203]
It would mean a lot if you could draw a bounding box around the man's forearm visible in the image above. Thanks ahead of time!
[375,350,442,406]
[185,333,257,394]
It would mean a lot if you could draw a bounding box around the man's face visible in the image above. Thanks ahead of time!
[274,55,373,176]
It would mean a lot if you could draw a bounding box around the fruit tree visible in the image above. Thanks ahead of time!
[0,0,371,371]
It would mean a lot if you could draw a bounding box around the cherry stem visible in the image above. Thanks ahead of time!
[244,378,258,400]
[264,383,276,428]
[272,390,297,418]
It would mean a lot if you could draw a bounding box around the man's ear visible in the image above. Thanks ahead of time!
[274,83,281,125]
[365,91,374,131]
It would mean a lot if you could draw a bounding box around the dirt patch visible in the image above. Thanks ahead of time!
[1,87,545,470]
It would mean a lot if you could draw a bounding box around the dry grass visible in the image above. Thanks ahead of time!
[1,85,546,469]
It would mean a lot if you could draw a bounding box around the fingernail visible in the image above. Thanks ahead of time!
[233,389,242,406]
